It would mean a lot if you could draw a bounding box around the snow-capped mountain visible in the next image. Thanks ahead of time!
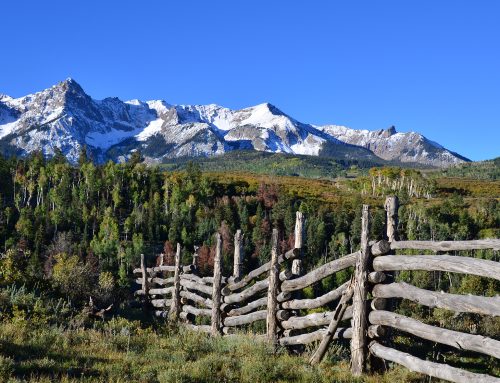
[0,79,468,167]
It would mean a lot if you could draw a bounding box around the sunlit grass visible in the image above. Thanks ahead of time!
[0,319,431,383]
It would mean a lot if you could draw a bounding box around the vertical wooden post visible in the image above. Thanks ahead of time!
[233,229,243,279]
[192,246,199,268]
[383,195,399,352]
[294,211,304,249]
[384,196,399,242]
[169,243,181,320]
[159,253,164,267]
[211,233,223,336]
[267,229,279,344]
[351,205,370,376]
[140,253,148,295]
[292,211,304,276]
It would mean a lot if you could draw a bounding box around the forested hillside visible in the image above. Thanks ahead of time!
[434,157,500,180]
[159,150,426,179]
[0,150,498,381]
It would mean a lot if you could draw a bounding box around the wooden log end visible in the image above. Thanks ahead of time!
[220,303,233,313]
[371,298,387,311]
[367,325,387,339]
[279,269,293,281]
[368,271,387,284]
[182,264,196,273]
[282,329,300,338]
[154,310,168,318]
[179,311,195,322]
[285,247,301,260]
[277,309,291,321]
[277,291,292,302]
[371,240,391,256]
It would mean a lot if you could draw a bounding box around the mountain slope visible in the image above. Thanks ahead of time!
[0,79,468,167]
[320,125,469,167]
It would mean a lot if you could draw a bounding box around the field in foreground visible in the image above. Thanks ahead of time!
[0,320,429,383]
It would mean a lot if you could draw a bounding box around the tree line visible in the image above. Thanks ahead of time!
[0,150,498,315]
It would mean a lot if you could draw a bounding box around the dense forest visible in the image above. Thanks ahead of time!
[1,149,499,308]
[0,149,498,381]
[159,150,429,180]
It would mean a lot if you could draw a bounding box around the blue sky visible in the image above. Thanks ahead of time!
[1,1,499,161]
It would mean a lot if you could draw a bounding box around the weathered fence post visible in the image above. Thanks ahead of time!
[278,212,304,338]
[192,246,199,268]
[211,233,223,336]
[233,229,243,280]
[351,205,370,376]
[159,252,164,266]
[267,229,279,344]
[292,211,305,276]
[169,243,181,320]
[140,253,148,295]
[383,195,399,347]
[385,196,399,242]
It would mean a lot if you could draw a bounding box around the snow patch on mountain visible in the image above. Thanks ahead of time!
[135,118,165,141]
[291,134,326,156]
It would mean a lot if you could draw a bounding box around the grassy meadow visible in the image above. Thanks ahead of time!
[0,319,428,383]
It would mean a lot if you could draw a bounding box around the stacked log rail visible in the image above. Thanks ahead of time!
[277,252,358,347]
[132,213,359,346]
[219,219,304,336]
[133,248,208,321]
[132,210,360,345]
[276,212,358,348]
[367,232,500,383]
[219,211,358,345]
[220,249,300,333]
[134,253,173,317]
[133,244,303,334]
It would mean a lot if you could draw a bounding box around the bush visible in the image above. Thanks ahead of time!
[0,248,31,285]
[0,355,14,381]
[51,253,94,302]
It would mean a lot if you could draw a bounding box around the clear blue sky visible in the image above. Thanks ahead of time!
[1,1,499,160]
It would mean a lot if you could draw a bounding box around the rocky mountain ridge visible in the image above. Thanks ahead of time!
[0,79,469,167]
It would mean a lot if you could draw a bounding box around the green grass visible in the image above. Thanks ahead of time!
[0,319,430,383]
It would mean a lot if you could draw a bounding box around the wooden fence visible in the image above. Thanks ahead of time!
[133,196,500,383]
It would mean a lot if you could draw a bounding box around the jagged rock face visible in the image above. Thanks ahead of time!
[320,125,468,167]
[0,79,468,167]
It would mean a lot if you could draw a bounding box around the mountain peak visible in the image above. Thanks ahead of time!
[255,102,285,116]
[55,77,86,96]
[382,125,397,137]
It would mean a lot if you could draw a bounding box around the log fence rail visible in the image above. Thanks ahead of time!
[133,197,500,383]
